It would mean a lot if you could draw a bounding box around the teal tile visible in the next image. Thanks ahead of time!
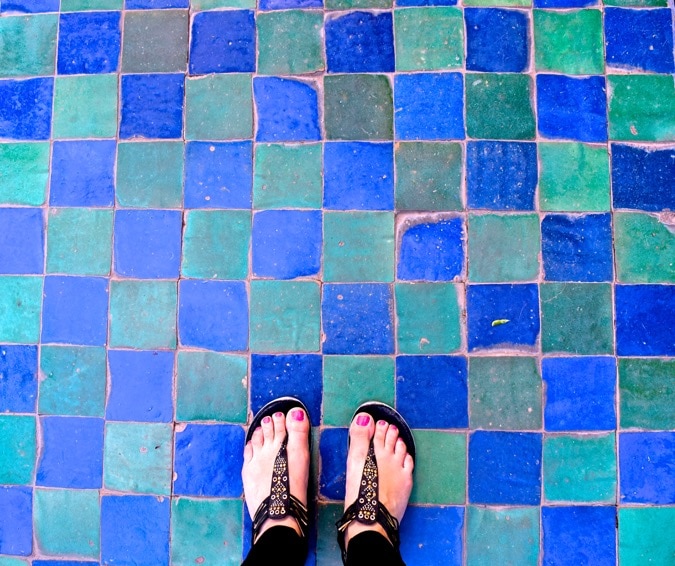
[619,508,675,565]
[410,431,465,504]
[191,0,254,8]
[61,0,123,8]
[316,503,343,566]
[0,276,42,344]
[327,0,391,7]
[0,415,35,485]
[0,14,57,77]
[0,558,28,566]
[619,358,675,430]
[0,143,49,206]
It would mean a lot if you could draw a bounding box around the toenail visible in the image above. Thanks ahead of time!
[356,415,370,426]
[274,412,283,418]
[390,425,398,432]
[263,416,271,424]
[292,409,305,421]
[378,420,387,426]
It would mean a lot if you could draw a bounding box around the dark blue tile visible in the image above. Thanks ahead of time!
[537,75,607,143]
[542,214,613,282]
[250,354,323,426]
[397,218,464,281]
[126,0,188,7]
[37,416,104,488]
[174,424,244,497]
[611,144,675,212]
[534,0,596,6]
[120,74,184,139]
[0,78,53,141]
[324,142,394,210]
[252,210,322,279]
[1,0,58,12]
[0,345,37,413]
[0,208,44,275]
[319,427,348,500]
[616,285,675,356]
[620,432,675,504]
[467,284,540,351]
[466,141,537,210]
[50,140,115,207]
[57,12,121,74]
[397,0,457,5]
[41,276,109,347]
[469,431,542,505]
[542,357,616,431]
[396,356,468,429]
[325,12,394,73]
[33,562,99,566]
[394,73,464,140]
[400,506,464,566]
[259,0,322,8]
[605,8,674,74]
[113,210,182,279]
[184,141,252,208]
[465,8,529,72]
[106,350,174,423]
[179,280,248,352]
[189,10,256,74]
[542,506,616,566]
[0,486,32,556]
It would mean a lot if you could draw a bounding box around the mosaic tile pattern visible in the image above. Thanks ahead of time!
[0,0,674,564]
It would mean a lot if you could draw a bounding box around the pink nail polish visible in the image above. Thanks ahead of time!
[378,420,387,426]
[356,415,370,426]
[390,425,398,432]
[292,409,305,421]
[263,416,271,424]
[274,412,283,418]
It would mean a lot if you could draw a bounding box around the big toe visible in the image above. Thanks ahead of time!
[348,412,375,460]
[286,407,310,448]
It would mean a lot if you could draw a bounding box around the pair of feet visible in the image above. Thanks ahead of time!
[242,407,414,548]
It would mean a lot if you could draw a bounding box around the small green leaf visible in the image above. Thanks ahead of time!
[491,319,510,327]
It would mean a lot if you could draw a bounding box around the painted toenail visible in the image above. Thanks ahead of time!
[390,425,397,432]
[263,416,271,424]
[378,420,387,426]
[274,412,283,417]
[356,415,370,426]
[292,409,305,421]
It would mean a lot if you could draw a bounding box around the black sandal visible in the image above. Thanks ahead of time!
[336,402,416,564]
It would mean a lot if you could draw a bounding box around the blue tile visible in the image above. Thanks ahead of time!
[126,0,188,7]
[0,78,53,141]
[324,142,394,211]
[542,357,616,431]
[541,214,613,282]
[319,427,348,500]
[469,431,542,505]
[36,416,104,488]
[467,284,540,351]
[542,506,616,566]
[0,345,37,413]
[0,486,32,556]
[0,208,44,275]
[605,8,674,74]
[465,8,529,72]
[537,75,607,143]
[466,141,537,210]
[57,12,121,75]
[620,432,675,504]
[173,424,244,497]
[397,0,457,5]
[41,276,109,347]
[33,562,98,566]
[611,144,675,212]
[101,495,170,565]
[616,285,675,356]
[396,356,468,429]
[259,0,322,8]
[1,0,59,12]
[106,350,174,423]
[113,210,182,279]
[189,10,256,74]
[120,74,184,139]
[179,280,249,352]
[50,140,115,207]
[325,12,395,73]
[394,73,464,140]
[250,354,323,426]
[397,218,464,281]
[252,210,322,279]
[534,0,596,6]
[400,506,464,566]
[184,141,252,209]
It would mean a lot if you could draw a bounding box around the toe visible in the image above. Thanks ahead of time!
[349,412,375,460]
[403,453,414,472]
[272,411,286,444]
[251,426,263,449]
[243,441,253,463]
[373,419,388,449]
[286,407,310,449]
[394,438,408,462]
[384,424,399,451]
[261,415,274,443]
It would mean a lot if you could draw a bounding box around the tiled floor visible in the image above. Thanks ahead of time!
[0,0,674,564]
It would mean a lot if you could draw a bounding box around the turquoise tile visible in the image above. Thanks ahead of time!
[0,143,49,206]
[0,415,36,485]
[0,15,57,77]
[0,276,42,344]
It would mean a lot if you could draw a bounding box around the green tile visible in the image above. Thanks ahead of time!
[619,358,675,430]
[250,280,320,353]
[0,558,29,566]
[469,357,542,430]
[324,74,393,141]
[182,210,250,280]
[186,74,253,140]
[326,0,391,8]
[61,0,124,9]
[324,212,394,282]
[191,0,254,7]
[541,283,613,354]
[466,73,535,140]
[0,15,57,77]
[538,142,610,212]
[605,0,667,5]
[619,508,675,565]
[608,75,675,142]
[116,142,184,208]
[394,8,463,71]
[396,283,461,354]
[410,431,465,504]
[0,415,35,485]
[468,214,540,282]
[176,351,247,422]
[171,498,243,566]
[39,346,106,417]
[257,11,324,75]
[464,0,530,5]
[395,142,463,211]
[52,75,118,139]
[322,356,395,426]
[109,280,177,349]
[253,143,322,209]
[47,208,113,275]
[615,212,675,284]
[0,276,42,344]
[0,143,49,206]
[34,488,100,558]
[534,10,603,75]
[316,503,343,566]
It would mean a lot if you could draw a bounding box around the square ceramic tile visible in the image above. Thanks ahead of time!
[0,15,57,77]
[410,431,466,505]
[619,508,675,565]
[52,75,118,138]
[0,345,38,413]
[57,11,121,74]
[0,486,33,556]
[399,506,464,565]
[465,8,529,72]
[0,208,44,275]
[120,74,184,139]
[619,358,675,430]
[0,143,49,206]
[0,78,53,140]
[0,277,43,344]
[0,415,36,485]
[619,432,675,504]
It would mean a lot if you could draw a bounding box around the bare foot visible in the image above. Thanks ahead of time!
[242,407,310,541]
